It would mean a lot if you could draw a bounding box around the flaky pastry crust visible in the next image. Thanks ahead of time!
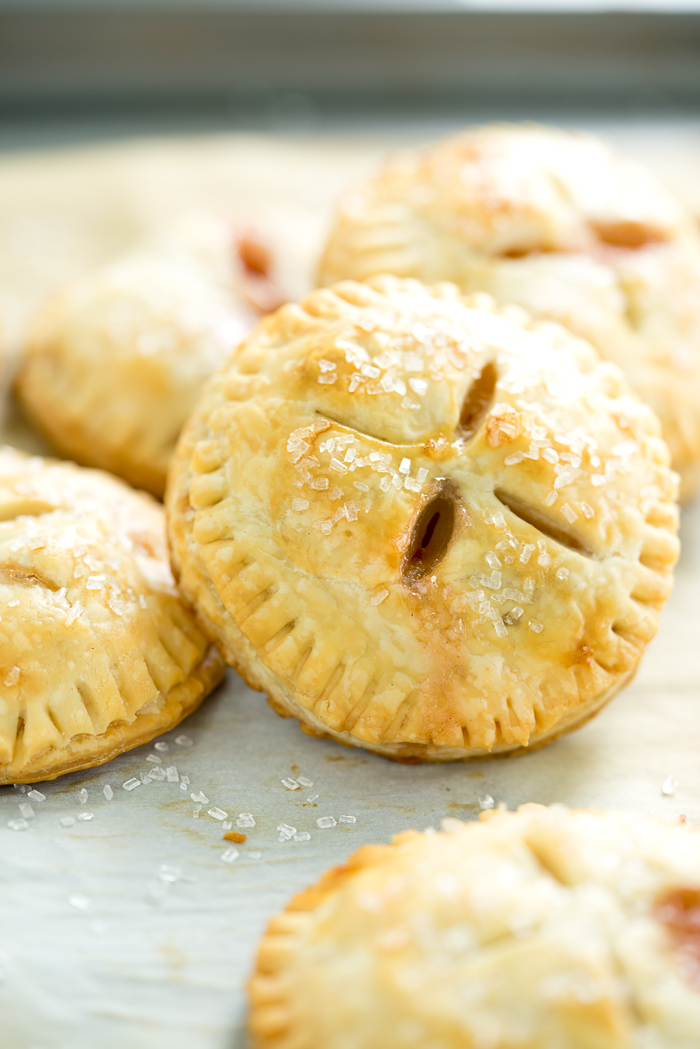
[15,217,281,498]
[319,124,700,499]
[167,276,678,762]
[0,447,225,784]
[249,805,700,1049]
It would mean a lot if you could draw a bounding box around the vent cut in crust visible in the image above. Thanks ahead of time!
[0,447,225,784]
[15,216,283,498]
[167,276,678,763]
[249,805,700,1049]
[319,124,700,500]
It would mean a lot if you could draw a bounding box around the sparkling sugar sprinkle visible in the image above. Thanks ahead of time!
[281,777,300,790]
[27,790,45,802]
[316,816,337,829]
[122,779,140,791]
[103,785,113,801]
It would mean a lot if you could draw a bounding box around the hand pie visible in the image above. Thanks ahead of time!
[249,805,700,1049]
[167,276,678,762]
[319,124,700,500]
[15,216,283,498]
[0,446,225,784]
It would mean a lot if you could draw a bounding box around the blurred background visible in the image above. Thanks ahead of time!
[1,0,700,149]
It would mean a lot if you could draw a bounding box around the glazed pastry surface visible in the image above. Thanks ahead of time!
[249,805,700,1049]
[167,276,678,761]
[319,125,700,498]
[0,446,225,784]
[16,216,281,497]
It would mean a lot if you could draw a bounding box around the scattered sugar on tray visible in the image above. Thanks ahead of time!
[78,812,94,821]
[103,785,113,801]
[59,816,75,827]
[281,777,299,790]
[191,790,208,804]
[208,808,228,821]
[149,767,166,781]
[277,824,297,842]
[222,847,239,864]
[139,770,151,785]
[69,895,90,910]
[27,790,45,802]
[165,766,179,783]
[146,754,162,764]
[305,794,319,804]
[19,802,34,819]
[339,815,357,824]
[293,832,311,842]
[192,806,201,819]
[316,816,337,829]
[78,788,88,804]
[297,776,313,787]
[154,741,168,752]
[237,813,255,828]
[479,795,495,810]
[122,779,140,791]
[662,775,678,797]
[7,818,28,831]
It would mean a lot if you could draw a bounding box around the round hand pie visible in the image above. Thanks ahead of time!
[0,446,225,784]
[15,216,283,498]
[249,805,700,1049]
[319,124,700,500]
[167,276,678,762]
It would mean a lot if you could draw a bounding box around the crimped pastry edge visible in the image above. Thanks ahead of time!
[0,644,225,785]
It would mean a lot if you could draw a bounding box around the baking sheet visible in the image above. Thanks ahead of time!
[1,126,700,1049]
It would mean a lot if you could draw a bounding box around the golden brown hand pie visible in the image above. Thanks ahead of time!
[0,446,225,784]
[167,276,678,762]
[319,124,700,500]
[249,805,700,1049]
[15,216,282,498]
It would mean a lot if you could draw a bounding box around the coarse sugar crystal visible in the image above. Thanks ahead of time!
[339,815,357,824]
[7,819,28,831]
[79,788,88,804]
[208,808,228,821]
[221,847,239,864]
[122,779,140,791]
[316,816,337,829]
[479,795,495,810]
[27,790,45,802]
[191,791,209,804]
[103,785,113,801]
[19,803,34,819]
[78,812,94,821]
[174,735,193,747]
[146,754,162,764]
[60,816,75,827]
[281,777,299,790]
[296,776,313,788]
[154,741,169,752]
[165,767,179,783]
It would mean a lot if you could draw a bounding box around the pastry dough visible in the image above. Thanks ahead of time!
[167,276,678,762]
[249,804,700,1049]
[319,124,700,500]
[0,446,225,784]
[15,216,282,497]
